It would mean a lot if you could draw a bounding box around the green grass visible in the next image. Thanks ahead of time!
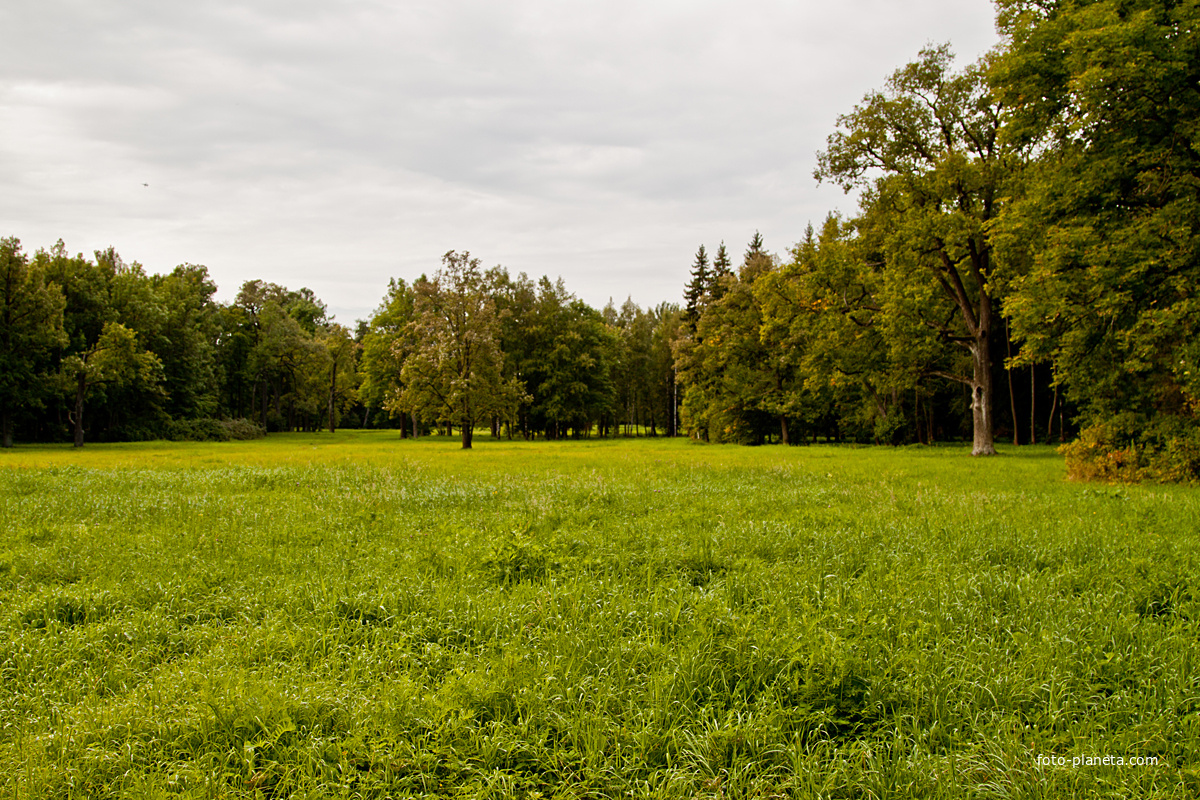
[1,433,1198,798]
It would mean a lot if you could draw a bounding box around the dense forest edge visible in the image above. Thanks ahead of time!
[2,0,1197,482]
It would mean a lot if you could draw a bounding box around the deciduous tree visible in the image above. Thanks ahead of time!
[395,252,525,448]
[0,238,66,447]
[817,46,1014,455]
[992,0,1200,448]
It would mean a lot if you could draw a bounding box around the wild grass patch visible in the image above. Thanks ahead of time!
[1,434,1197,797]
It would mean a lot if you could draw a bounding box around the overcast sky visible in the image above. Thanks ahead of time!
[1,0,1000,323]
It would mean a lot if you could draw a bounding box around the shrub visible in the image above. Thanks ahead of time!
[1062,415,1200,484]
[219,418,268,440]
[165,418,266,442]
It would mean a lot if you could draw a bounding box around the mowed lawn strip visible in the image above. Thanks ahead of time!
[1,433,1197,798]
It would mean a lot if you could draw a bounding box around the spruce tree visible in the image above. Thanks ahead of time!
[744,231,765,262]
[683,244,710,322]
[710,241,733,301]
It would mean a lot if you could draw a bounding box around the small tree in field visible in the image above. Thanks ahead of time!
[395,251,525,449]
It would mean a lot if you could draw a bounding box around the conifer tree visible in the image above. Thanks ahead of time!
[683,244,710,323]
[710,241,733,301]
[744,231,765,263]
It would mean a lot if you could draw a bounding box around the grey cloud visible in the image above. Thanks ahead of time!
[0,0,999,318]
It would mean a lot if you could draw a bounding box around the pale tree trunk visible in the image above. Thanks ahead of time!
[2,412,12,448]
[459,398,471,449]
[938,248,997,456]
[969,277,997,456]
[970,339,997,455]
[327,361,337,434]
[73,371,86,448]
[1047,381,1059,445]
[780,415,789,445]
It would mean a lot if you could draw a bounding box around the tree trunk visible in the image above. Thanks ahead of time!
[936,245,997,455]
[461,422,473,449]
[970,337,997,455]
[780,415,789,445]
[1006,319,1019,446]
[328,361,337,433]
[73,371,86,448]
[914,388,924,445]
[2,411,12,448]
[1029,364,1036,445]
[1047,381,1059,445]
[671,376,677,437]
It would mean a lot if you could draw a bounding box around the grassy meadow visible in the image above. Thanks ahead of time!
[1,432,1198,798]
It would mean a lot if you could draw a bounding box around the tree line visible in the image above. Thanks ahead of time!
[677,0,1199,481]
[0,239,683,449]
[2,0,1196,479]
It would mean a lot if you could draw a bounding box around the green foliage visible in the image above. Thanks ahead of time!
[164,417,266,442]
[817,45,1016,456]
[151,264,220,420]
[359,278,417,424]
[223,279,338,432]
[1062,417,1200,484]
[318,323,360,433]
[482,527,550,585]
[993,0,1200,462]
[756,217,905,444]
[494,272,622,438]
[676,234,786,444]
[535,299,618,434]
[395,252,526,447]
[0,237,66,447]
[683,244,710,322]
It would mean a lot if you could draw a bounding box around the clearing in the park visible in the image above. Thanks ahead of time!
[1,432,1197,798]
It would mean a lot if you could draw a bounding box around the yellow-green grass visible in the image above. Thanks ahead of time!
[1,432,1197,798]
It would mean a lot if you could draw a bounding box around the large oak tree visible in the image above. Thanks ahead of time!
[817,46,1015,455]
